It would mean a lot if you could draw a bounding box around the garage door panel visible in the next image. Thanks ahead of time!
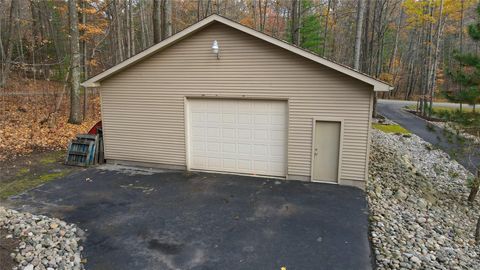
[223,159,236,169]
[238,160,252,170]
[192,143,206,153]
[191,112,204,122]
[238,114,252,124]
[206,142,220,152]
[238,144,251,154]
[208,158,222,168]
[238,129,251,139]
[188,99,287,177]
[223,113,235,123]
[254,114,269,125]
[207,113,221,122]
[222,128,235,138]
[271,130,285,140]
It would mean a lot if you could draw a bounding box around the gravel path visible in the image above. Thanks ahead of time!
[368,129,480,269]
[0,207,85,270]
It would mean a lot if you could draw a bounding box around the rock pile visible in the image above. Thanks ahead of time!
[0,207,85,270]
[368,129,480,269]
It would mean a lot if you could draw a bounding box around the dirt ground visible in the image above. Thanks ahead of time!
[0,150,83,200]
[0,75,101,162]
[0,229,19,270]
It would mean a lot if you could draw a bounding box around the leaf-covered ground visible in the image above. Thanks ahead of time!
[0,76,101,161]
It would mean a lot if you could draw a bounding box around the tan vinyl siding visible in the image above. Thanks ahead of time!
[99,22,373,185]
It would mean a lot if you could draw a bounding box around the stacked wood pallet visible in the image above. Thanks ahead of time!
[65,133,104,166]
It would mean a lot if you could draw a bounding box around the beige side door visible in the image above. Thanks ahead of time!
[312,121,341,182]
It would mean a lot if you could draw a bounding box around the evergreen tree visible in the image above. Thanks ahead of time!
[300,1,322,54]
[449,3,480,113]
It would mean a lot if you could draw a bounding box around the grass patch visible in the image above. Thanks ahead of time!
[373,123,411,134]
[39,152,63,165]
[0,170,71,199]
[432,106,474,113]
[405,104,416,110]
[16,168,30,177]
[405,104,474,113]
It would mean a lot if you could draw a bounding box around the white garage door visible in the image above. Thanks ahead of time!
[188,99,287,177]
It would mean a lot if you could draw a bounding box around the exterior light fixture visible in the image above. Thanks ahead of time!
[212,40,219,59]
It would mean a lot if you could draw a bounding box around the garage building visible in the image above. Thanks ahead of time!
[82,15,391,189]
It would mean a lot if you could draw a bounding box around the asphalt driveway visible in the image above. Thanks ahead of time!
[9,166,372,270]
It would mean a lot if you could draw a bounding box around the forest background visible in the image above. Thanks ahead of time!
[0,0,478,159]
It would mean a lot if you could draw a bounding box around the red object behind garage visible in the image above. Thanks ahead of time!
[88,121,102,135]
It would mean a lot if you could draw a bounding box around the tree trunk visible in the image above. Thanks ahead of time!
[258,0,263,31]
[373,0,386,78]
[262,0,268,32]
[468,170,480,203]
[475,215,480,244]
[367,0,377,75]
[30,1,39,81]
[389,3,403,75]
[354,0,365,70]
[423,3,434,116]
[259,0,268,32]
[214,0,219,14]
[153,0,162,43]
[140,0,148,49]
[1,0,18,88]
[361,0,370,73]
[273,1,280,37]
[419,4,429,115]
[114,0,124,62]
[204,0,212,17]
[81,0,88,120]
[68,0,83,124]
[291,0,300,46]
[252,0,257,30]
[126,0,132,58]
[428,0,445,117]
[129,0,135,55]
[322,0,332,56]
[197,0,202,22]
[161,0,172,40]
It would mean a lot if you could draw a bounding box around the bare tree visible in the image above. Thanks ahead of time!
[1,0,18,88]
[81,0,88,119]
[153,0,162,43]
[68,0,82,124]
[140,0,149,48]
[161,0,172,39]
[428,0,445,116]
[388,3,403,77]
[291,0,301,46]
[354,0,365,70]
[322,0,332,56]
[113,0,124,62]
[258,0,268,32]
[129,0,135,55]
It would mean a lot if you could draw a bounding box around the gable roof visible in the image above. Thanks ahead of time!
[82,14,392,92]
